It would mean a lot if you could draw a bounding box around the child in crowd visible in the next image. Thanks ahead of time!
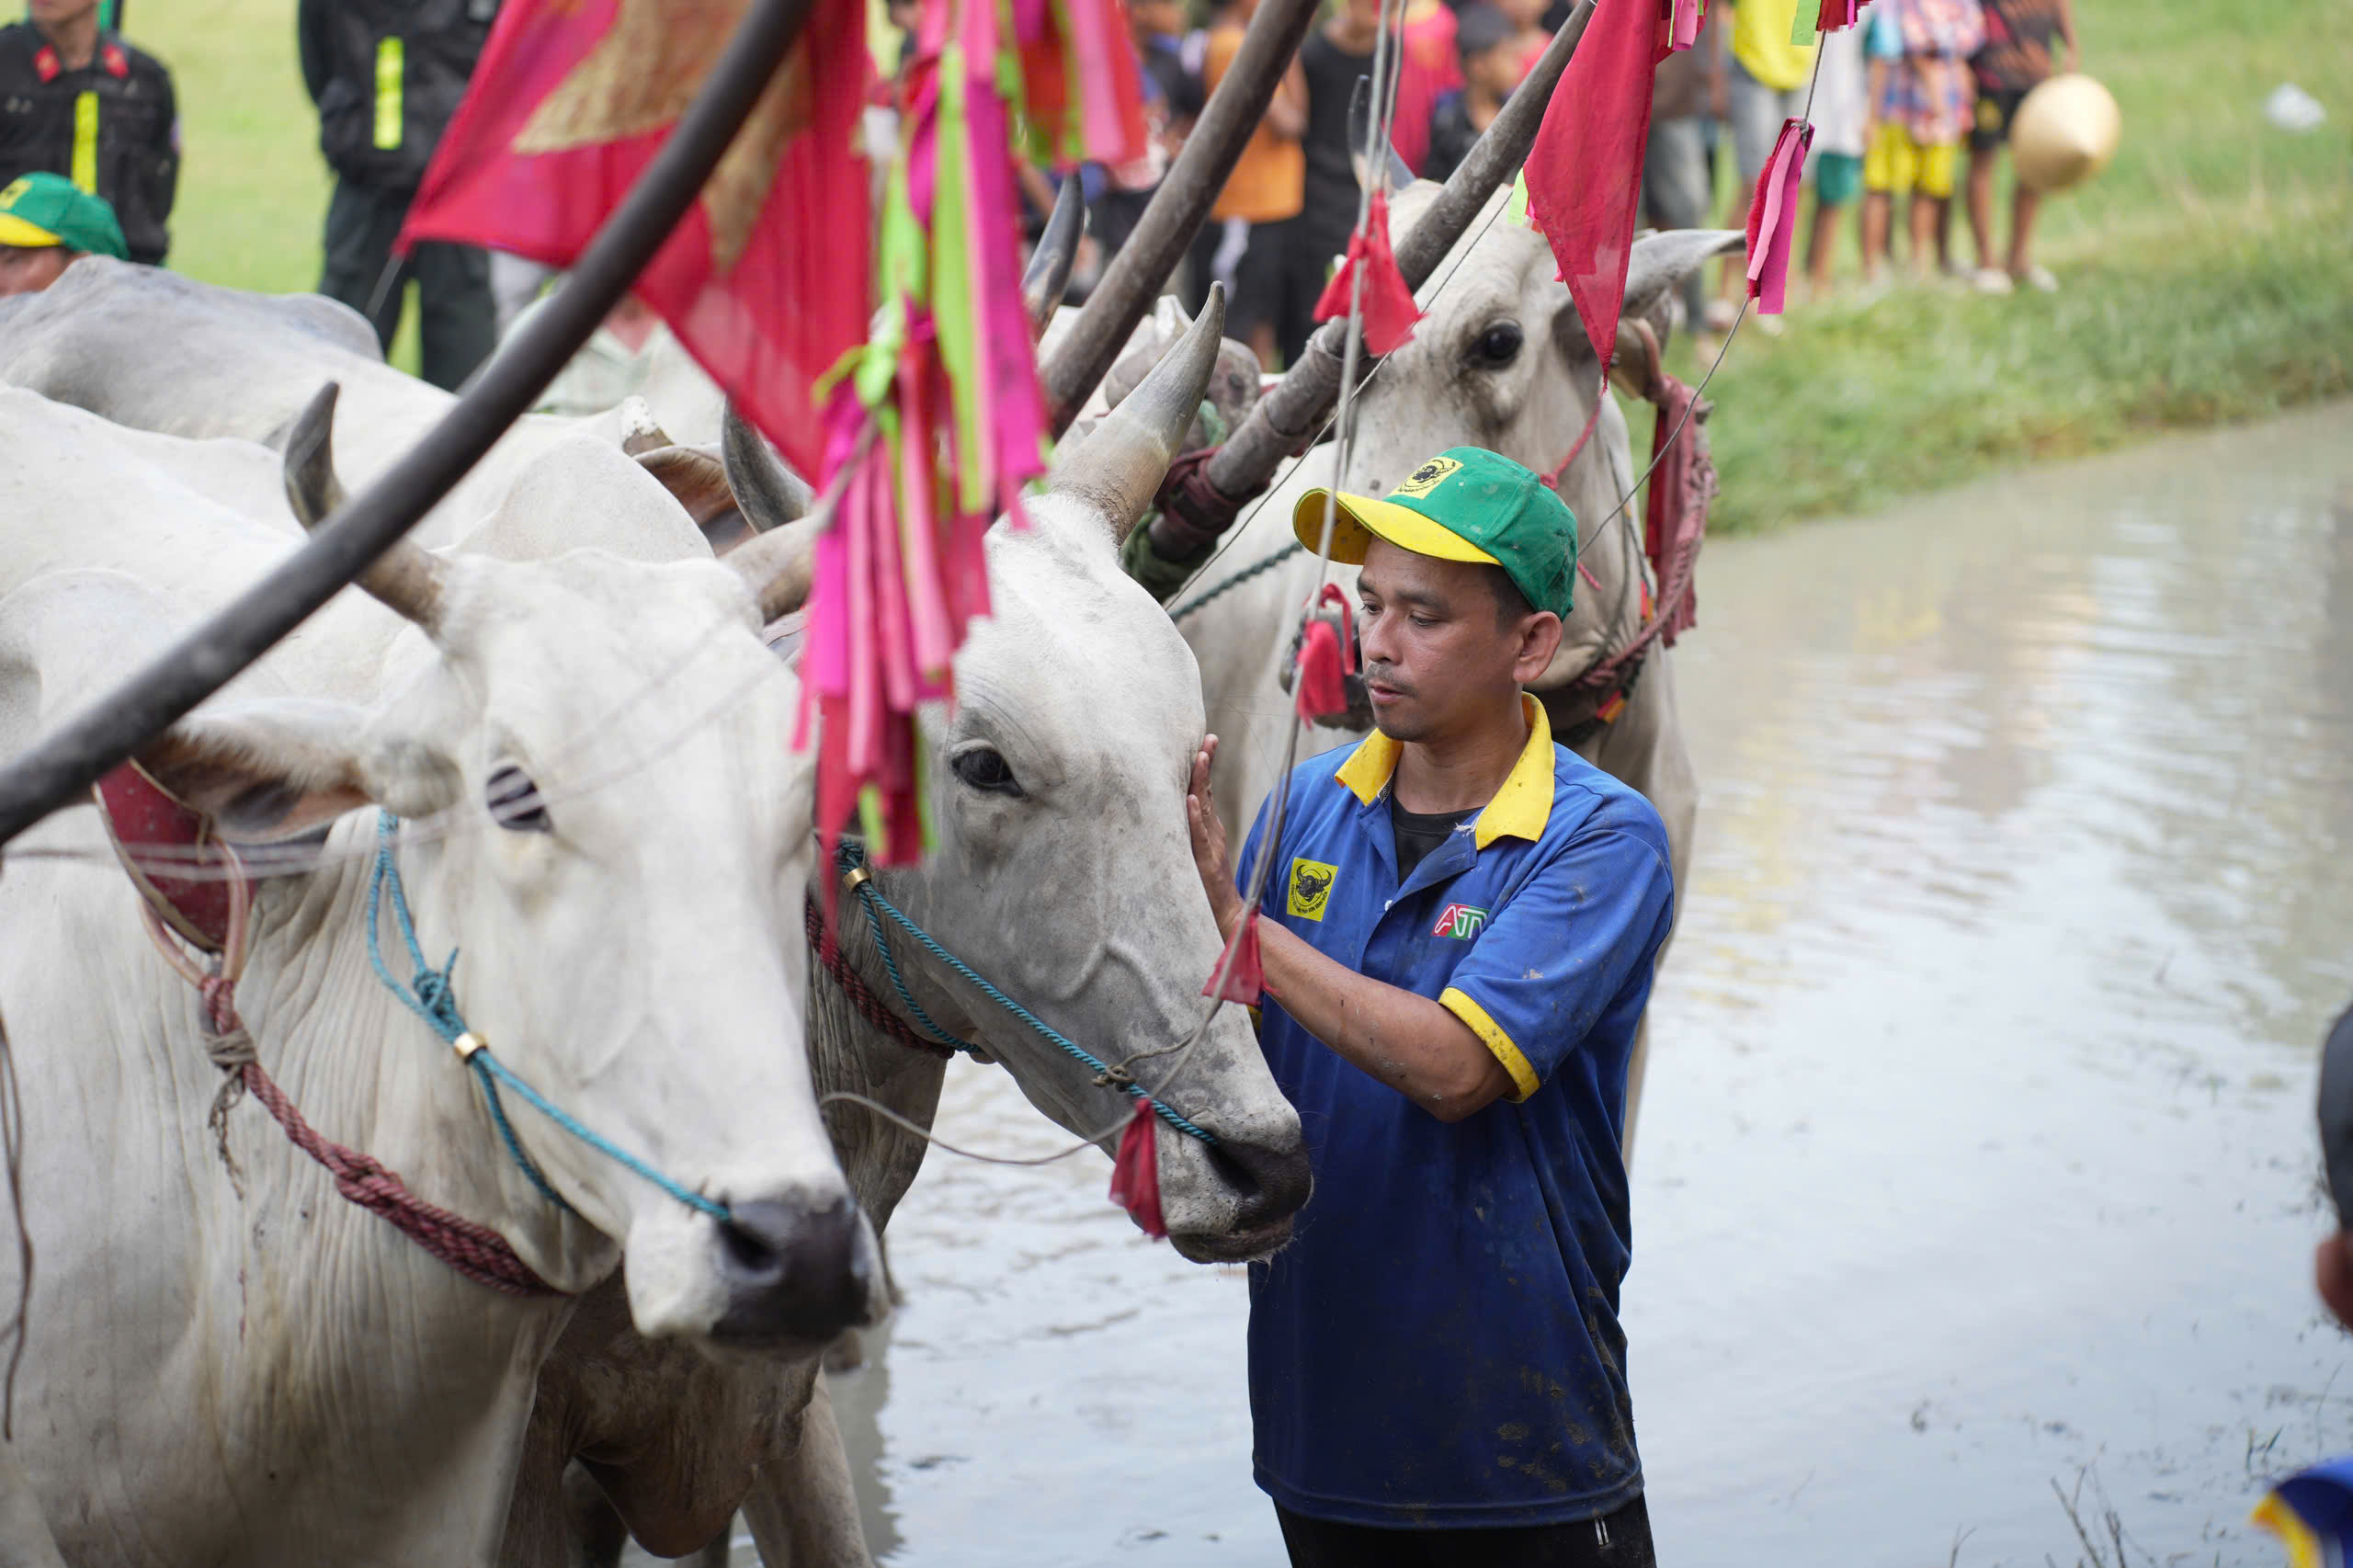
[1390,0,1461,173]
[1860,0,1984,283]
[1802,16,1869,297]
[1965,0,2078,292]
[1093,0,1204,264]
[1494,0,1552,84]
[1202,0,1308,367]
[1424,5,1517,184]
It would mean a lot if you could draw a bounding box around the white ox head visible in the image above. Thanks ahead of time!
[202,391,887,1349]
[731,298,1313,1262]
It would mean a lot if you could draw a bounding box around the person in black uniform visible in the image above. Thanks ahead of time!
[0,0,178,267]
[299,0,497,390]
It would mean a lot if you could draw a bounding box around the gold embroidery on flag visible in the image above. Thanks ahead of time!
[512,0,813,273]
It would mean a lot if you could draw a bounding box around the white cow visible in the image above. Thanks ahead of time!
[0,391,886,1564]
[0,277,1309,1564]
[1170,188,1743,1138]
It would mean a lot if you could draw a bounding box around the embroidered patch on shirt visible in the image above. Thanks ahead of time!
[1432,902,1489,939]
[1288,858,1338,920]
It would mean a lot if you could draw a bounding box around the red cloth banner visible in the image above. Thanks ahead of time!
[400,0,874,479]
[1743,118,1812,314]
[1523,0,1670,371]
[1311,188,1423,356]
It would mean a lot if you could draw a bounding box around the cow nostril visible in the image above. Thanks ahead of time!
[1208,1136,1313,1227]
[710,1195,875,1346]
[718,1211,786,1284]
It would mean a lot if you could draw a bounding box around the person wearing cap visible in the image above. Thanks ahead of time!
[0,168,126,295]
[1186,448,1673,1566]
[0,0,177,267]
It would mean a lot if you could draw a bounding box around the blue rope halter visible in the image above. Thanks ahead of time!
[364,812,731,1223]
[836,842,1221,1149]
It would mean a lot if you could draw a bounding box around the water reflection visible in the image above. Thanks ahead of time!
[647,403,2353,1566]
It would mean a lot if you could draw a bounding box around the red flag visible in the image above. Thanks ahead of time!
[1743,119,1812,314]
[1108,1097,1166,1238]
[401,0,873,478]
[1523,0,1670,370]
[1312,189,1422,356]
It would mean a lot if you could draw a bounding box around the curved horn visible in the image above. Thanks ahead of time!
[1205,0,1597,502]
[1347,74,1416,194]
[1021,177,1086,335]
[722,402,814,533]
[1049,284,1223,544]
[1037,0,1322,434]
[280,381,449,631]
[726,506,828,624]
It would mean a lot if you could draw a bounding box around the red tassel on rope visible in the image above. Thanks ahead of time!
[1291,584,1358,722]
[1743,118,1813,315]
[1311,189,1422,356]
[1202,909,1264,1004]
[1108,1096,1166,1239]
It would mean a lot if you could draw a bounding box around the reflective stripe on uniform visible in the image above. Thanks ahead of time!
[373,37,404,151]
[71,91,97,192]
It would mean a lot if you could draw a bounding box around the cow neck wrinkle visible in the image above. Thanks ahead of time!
[1387,701,1530,816]
[239,822,606,1291]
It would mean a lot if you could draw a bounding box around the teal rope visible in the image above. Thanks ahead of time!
[1168,540,1302,623]
[365,813,731,1222]
[840,846,1220,1148]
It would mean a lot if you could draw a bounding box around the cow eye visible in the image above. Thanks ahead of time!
[1469,322,1523,368]
[486,765,551,833]
[949,745,1024,799]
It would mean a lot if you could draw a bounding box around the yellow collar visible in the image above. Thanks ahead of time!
[1335,693,1555,849]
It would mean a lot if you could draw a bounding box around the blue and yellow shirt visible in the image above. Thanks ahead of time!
[1239,696,1676,1528]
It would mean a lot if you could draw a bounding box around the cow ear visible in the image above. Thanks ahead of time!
[1621,229,1747,347]
[136,698,385,841]
[138,691,466,841]
[634,443,743,533]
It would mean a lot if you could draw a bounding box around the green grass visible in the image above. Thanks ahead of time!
[1677,0,2353,531]
[126,0,2353,517]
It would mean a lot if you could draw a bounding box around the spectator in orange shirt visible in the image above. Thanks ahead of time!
[1202,0,1309,369]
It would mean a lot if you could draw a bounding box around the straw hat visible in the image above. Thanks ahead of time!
[2010,74,2122,195]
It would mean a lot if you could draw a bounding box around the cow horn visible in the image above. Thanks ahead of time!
[1347,74,1416,194]
[1203,0,1595,504]
[1049,283,1223,545]
[1022,177,1086,335]
[722,402,814,534]
[726,506,827,624]
[281,381,449,631]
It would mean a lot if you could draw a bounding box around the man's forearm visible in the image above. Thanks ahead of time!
[1251,915,1515,1120]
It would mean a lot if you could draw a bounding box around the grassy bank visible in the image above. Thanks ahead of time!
[1685,0,2353,531]
[126,0,2353,522]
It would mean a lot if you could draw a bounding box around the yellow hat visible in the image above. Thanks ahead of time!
[2010,74,2121,195]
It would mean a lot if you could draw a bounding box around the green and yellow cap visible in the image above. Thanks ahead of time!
[1292,447,1577,620]
[0,173,128,259]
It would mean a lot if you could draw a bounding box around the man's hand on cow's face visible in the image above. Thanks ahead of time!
[1187,735,1245,942]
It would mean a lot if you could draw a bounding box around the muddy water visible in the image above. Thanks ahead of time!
[673,403,2353,1566]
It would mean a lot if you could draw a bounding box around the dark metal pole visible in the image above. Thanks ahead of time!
[0,0,817,850]
[1202,0,1594,496]
[1037,0,1322,436]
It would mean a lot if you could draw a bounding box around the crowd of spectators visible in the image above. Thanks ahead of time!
[1052,0,2080,369]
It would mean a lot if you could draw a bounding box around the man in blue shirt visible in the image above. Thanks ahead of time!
[1187,448,1675,1566]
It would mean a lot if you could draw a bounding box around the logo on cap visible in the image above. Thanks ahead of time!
[0,179,29,208]
[1390,455,1463,499]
